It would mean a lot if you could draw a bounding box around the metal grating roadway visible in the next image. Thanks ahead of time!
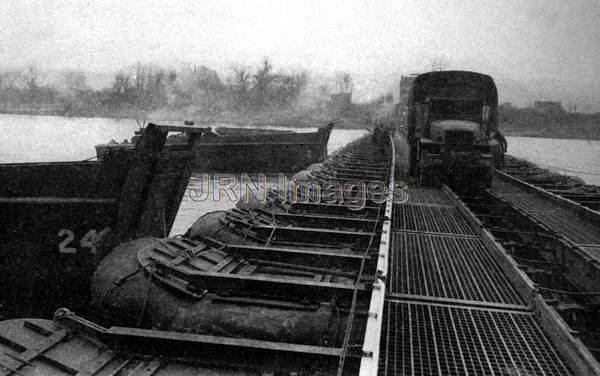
[388,232,523,306]
[378,301,573,376]
[392,204,475,236]
[533,212,600,245]
[400,188,455,207]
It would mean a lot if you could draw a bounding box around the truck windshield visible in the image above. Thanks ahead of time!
[428,98,482,120]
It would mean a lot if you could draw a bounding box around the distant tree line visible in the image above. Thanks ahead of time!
[499,102,600,140]
[0,67,63,112]
[0,58,308,119]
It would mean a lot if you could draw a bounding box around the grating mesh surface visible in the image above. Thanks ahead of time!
[533,212,600,246]
[495,194,558,213]
[388,232,523,305]
[492,178,532,195]
[492,178,600,247]
[392,204,474,235]
[492,179,557,213]
[582,246,600,260]
[378,301,573,376]
[401,188,455,206]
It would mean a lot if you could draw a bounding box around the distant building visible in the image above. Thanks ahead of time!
[398,74,419,108]
[533,101,564,114]
[393,74,420,120]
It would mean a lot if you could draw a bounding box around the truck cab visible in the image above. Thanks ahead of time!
[407,71,503,189]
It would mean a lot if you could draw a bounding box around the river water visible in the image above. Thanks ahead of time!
[1,114,599,184]
[506,136,600,185]
[0,114,366,163]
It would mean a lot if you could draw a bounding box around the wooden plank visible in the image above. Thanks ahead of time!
[197,250,226,264]
[219,260,240,273]
[105,357,134,376]
[209,255,235,272]
[166,238,197,250]
[76,350,117,376]
[19,329,68,362]
[169,255,188,266]
[237,264,258,276]
[0,352,23,376]
[130,359,162,376]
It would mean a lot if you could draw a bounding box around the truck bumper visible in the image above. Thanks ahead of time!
[421,153,494,189]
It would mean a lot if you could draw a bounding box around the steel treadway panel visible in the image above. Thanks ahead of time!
[533,212,600,246]
[400,188,455,207]
[388,232,523,306]
[392,204,475,236]
[378,301,573,376]
[490,177,600,246]
[582,246,600,260]
[491,179,558,213]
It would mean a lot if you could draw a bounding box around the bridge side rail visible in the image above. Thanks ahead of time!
[443,183,600,376]
[486,185,600,294]
[358,131,395,376]
[496,170,600,227]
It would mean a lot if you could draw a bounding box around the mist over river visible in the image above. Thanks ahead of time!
[1,114,598,185]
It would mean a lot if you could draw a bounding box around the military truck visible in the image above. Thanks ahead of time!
[407,70,505,188]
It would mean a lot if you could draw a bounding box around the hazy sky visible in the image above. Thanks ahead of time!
[1,0,599,85]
